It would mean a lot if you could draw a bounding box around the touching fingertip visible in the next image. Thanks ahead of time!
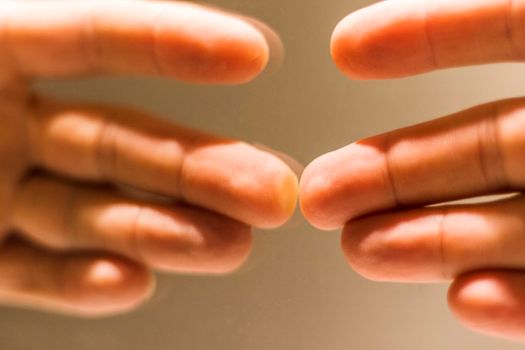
[263,161,299,229]
[252,168,299,229]
[251,144,301,228]
[300,141,396,230]
[277,168,300,225]
[299,153,345,231]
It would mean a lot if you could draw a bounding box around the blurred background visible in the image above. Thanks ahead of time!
[2,0,525,349]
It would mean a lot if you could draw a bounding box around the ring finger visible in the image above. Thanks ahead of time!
[10,175,253,274]
[342,194,525,282]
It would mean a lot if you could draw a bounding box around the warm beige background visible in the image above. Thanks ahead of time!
[2,0,525,349]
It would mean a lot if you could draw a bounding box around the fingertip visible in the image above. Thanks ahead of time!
[186,2,283,82]
[192,215,254,275]
[300,145,382,230]
[341,220,400,282]
[448,271,525,341]
[301,142,397,231]
[62,256,154,317]
[341,214,444,283]
[250,143,301,228]
[270,166,299,228]
[137,207,253,275]
[238,15,284,78]
[207,222,253,275]
[448,272,514,323]
[180,141,297,228]
[240,145,300,229]
[251,163,299,229]
[331,2,432,80]
[330,12,398,80]
[216,19,270,85]
[448,272,509,333]
[156,3,270,84]
[331,14,374,80]
[300,153,343,231]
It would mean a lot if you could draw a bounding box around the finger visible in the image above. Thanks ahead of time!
[300,97,525,230]
[331,0,525,79]
[449,270,525,342]
[26,98,298,228]
[341,195,525,283]
[0,237,153,318]
[0,0,270,83]
[11,176,253,274]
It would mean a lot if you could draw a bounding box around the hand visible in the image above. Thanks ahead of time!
[301,0,525,342]
[0,0,297,317]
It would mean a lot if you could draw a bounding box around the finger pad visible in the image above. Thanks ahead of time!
[331,2,433,79]
[300,143,393,230]
[137,207,253,274]
[341,213,443,282]
[62,257,153,316]
[156,6,269,84]
[449,271,525,340]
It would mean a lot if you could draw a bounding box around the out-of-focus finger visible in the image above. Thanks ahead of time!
[27,98,298,228]
[0,0,270,83]
[0,237,153,318]
[11,176,253,274]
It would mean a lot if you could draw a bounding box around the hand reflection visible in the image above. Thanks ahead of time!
[0,0,297,317]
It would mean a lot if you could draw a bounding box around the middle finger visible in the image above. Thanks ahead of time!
[26,97,299,229]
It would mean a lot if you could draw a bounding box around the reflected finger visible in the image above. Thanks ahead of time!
[0,237,153,317]
[11,175,253,274]
[0,0,272,83]
[27,98,298,228]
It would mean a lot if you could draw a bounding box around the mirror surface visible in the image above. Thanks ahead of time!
[1,0,523,349]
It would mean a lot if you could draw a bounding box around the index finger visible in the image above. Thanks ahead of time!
[0,0,271,84]
[300,98,525,230]
[331,0,525,79]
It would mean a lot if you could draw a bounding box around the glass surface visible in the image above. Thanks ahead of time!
[0,0,523,349]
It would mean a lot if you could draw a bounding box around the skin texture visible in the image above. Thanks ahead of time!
[301,0,525,343]
[0,0,298,317]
